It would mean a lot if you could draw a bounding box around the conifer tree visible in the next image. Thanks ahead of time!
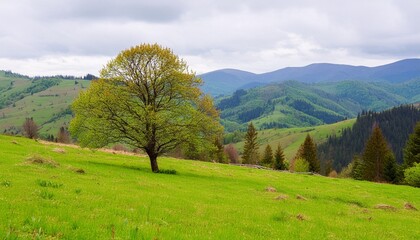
[242,122,259,164]
[295,134,320,173]
[403,121,420,168]
[273,144,286,170]
[362,125,396,182]
[261,144,273,166]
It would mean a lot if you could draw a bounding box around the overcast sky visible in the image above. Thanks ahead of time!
[1,0,420,76]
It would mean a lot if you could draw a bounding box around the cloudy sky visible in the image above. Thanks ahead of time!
[1,0,419,76]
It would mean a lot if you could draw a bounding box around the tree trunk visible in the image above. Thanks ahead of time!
[149,154,159,173]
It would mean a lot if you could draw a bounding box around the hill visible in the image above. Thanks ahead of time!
[1,134,419,239]
[201,59,420,96]
[318,105,420,171]
[218,80,418,132]
[230,119,356,162]
[0,71,91,137]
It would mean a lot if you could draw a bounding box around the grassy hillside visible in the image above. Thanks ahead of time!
[233,119,356,161]
[218,80,418,132]
[0,72,90,137]
[2,134,418,239]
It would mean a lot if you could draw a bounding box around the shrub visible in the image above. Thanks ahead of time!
[404,163,420,188]
[293,158,309,172]
[224,144,239,163]
[328,170,338,178]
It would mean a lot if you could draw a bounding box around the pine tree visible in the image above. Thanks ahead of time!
[362,125,396,182]
[403,121,420,168]
[295,134,320,173]
[273,144,286,170]
[261,144,273,166]
[242,122,259,164]
[351,155,364,180]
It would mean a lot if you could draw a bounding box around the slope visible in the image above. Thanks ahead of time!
[0,72,91,137]
[1,134,419,239]
[217,80,416,132]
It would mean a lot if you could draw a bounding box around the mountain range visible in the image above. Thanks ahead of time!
[200,59,420,96]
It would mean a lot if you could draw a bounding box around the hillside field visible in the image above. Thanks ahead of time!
[233,119,356,161]
[1,134,419,239]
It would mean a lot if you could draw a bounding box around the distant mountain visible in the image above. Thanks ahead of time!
[217,80,420,132]
[200,69,256,96]
[200,59,420,96]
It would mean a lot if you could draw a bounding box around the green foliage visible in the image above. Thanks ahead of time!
[404,163,420,187]
[319,105,420,171]
[36,179,63,188]
[351,156,364,180]
[70,44,222,172]
[242,122,259,164]
[261,144,273,166]
[293,158,310,172]
[295,134,320,173]
[403,121,420,168]
[273,144,286,170]
[362,125,396,182]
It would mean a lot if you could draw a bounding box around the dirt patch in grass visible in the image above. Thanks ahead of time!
[52,148,66,153]
[265,186,277,192]
[374,204,396,210]
[274,194,289,200]
[296,195,307,201]
[296,214,307,221]
[404,202,417,211]
[26,155,59,168]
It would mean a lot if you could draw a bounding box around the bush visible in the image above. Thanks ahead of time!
[404,163,420,188]
[293,158,309,172]
[328,170,338,178]
[224,144,239,163]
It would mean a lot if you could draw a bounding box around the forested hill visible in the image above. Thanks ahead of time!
[217,80,420,132]
[318,105,420,171]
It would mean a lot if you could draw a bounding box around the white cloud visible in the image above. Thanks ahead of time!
[0,0,420,76]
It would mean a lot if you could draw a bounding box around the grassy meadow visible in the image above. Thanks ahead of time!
[234,118,356,160]
[0,134,419,239]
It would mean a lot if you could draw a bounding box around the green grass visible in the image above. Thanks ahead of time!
[234,118,356,161]
[0,134,419,239]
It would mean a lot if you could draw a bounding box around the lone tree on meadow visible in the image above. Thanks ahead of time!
[22,117,39,139]
[70,44,222,172]
[295,134,320,173]
[242,122,259,164]
[403,121,420,168]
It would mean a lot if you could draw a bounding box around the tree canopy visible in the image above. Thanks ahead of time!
[70,43,222,172]
[295,134,320,173]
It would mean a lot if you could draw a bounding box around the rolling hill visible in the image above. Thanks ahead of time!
[201,59,420,96]
[0,71,91,137]
[1,134,419,239]
[217,80,419,132]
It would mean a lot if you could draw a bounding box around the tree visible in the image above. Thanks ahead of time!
[213,136,227,163]
[293,158,309,172]
[224,144,239,163]
[57,126,71,143]
[295,134,320,173]
[22,117,38,139]
[403,121,420,168]
[273,144,286,170]
[362,125,396,182]
[261,144,273,166]
[70,44,223,172]
[242,122,259,164]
